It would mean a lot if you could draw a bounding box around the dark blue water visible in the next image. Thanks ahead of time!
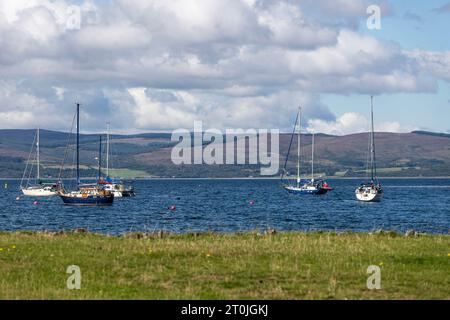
[0,179,449,235]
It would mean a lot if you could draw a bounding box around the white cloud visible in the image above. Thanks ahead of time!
[70,24,151,51]
[307,112,415,135]
[125,87,198,129]
[52,86,65,100]
[0,81,64,129]
[257,2,337,49]
[103,87,334,132]
[0,0,448,133]
[406,50,450,82]
[308,112,368,135]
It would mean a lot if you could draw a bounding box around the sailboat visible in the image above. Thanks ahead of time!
[58,103,114,206]
[281,107,333,195]
[20,128,59,196]
[98,122,135,198]
[355,96,383,202]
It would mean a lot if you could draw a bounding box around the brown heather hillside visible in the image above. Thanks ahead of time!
[1,129,450,178]
[296,132,450,168]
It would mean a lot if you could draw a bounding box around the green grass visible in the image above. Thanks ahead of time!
[354,167,420,174]
[0,231,449,300]
[105,168,149,178]
[41,167,149,178]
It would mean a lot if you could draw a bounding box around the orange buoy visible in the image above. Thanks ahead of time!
[169,205,177,211]
[249,200,255,205]
[33,201,39,205]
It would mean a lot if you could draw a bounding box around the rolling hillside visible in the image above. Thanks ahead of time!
[1,129,450,178]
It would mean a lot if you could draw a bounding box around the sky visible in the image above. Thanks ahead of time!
[0,0,449,135]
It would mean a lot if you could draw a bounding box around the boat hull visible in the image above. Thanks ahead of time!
[110,190,123,198]
[106,189,123,198]
[108,190,135,197]
[21,187,58,197]
[283,185,329,195]
[59,194,114,206]
[355,187,383,202]
[121,190,135,197]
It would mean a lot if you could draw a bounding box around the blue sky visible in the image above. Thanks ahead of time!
[0,0,449,134]
[326,0,450,132]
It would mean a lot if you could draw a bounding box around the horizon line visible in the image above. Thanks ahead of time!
[0,128,445,137]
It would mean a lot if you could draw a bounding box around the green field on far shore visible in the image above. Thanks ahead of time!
[0,231,449,300]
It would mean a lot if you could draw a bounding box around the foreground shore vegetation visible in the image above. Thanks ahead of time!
[0,230,448,299]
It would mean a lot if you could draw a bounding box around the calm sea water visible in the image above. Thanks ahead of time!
[0,179,449,235]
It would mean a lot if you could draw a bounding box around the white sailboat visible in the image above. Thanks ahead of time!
[355,96,383,202]
[21,128,58,196]
[98,123,135,198]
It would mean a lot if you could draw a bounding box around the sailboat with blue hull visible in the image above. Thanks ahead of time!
[59,190,114,206]
[58,103,114,206]
[281,107,333,195]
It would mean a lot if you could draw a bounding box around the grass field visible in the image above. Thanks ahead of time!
[41,166,149,179]
[0,231,449,300]
[103,168,149,179]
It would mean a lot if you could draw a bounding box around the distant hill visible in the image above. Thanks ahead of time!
[411,130,450,139]
[1,129,450,178]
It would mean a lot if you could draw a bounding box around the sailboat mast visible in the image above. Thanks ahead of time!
[106,122,110,177]
[297,107,301,188]
[370,96,376,182]
[311,131,315,182]
[98,135,102,181]
[76,103,80,187]
[37,128,40,181]
[370,96,377,180]
[281,110,300,182]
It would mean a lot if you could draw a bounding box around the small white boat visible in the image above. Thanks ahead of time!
[103,184,123,198]
[22,184,59,197]
[100,179,135,197]
[355,96,383,202]
[20,128,58,197]
[97,122,135,198]
[355,183,383,202]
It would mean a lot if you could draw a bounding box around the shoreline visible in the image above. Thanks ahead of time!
[1,228,449,237]
[3,176,450,181]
